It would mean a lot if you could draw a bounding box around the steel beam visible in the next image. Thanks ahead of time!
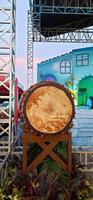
[0,0,16,168]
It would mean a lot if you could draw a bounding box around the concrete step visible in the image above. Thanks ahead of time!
[73,137,93,146]
[73,124,93,129]
[78,127,93,131]
[77,118,93,123]
[75,109,93,113]
[78,123,93,128]
[72,129,93,137]
[75,109,93,119]
[73,119,93,127]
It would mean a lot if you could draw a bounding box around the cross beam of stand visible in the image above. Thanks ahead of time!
[22,132,72,174]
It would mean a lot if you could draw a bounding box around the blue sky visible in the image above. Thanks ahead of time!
[15,0,93,89]
[15,0,28,88]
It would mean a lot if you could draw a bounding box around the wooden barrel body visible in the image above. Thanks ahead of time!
[20,82,75,136]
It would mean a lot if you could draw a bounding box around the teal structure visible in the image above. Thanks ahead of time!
[37,46,93,107]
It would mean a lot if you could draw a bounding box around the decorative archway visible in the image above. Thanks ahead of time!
[78,76,93,106]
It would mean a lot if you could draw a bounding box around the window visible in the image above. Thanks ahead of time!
[60,59,71,74]
[76,54,89,66]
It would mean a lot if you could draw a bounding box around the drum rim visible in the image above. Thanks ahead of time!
[23,81,75,136]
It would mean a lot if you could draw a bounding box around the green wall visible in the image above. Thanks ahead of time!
[78,76,93,105]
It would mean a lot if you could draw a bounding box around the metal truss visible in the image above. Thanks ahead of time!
[0,0,16,167]
[27,7,41,86]
[33,27,93,43]
[38,0,93,8]
[27,0,93,86]
[32,0,93,14]
[27,11,34,87]
[33,5,93,15]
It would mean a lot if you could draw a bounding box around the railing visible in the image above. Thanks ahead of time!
[74,147,93,172]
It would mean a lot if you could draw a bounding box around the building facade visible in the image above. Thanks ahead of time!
[37,46,93,106]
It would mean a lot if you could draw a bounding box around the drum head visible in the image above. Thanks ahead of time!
[23,82,74,135]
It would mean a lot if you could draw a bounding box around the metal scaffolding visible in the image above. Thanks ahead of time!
[28,0,93,86]
[0,0,16,170]
[27,11,33,88]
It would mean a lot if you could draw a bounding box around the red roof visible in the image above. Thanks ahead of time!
[0,75,23,95]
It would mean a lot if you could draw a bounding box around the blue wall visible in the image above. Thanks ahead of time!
[37,46,93,105]
[37,53,72,85]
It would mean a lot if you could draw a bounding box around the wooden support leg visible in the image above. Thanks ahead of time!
[22,142,27,174]
[38,142,67,171]
[27,141,58,172]
[68,132,72,173]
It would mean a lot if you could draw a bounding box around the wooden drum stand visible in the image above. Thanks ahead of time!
[22,131,72,174]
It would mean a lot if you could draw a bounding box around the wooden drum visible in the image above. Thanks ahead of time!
[20,82,75,136]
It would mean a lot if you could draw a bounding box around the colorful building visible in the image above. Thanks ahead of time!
[37,46,93,106]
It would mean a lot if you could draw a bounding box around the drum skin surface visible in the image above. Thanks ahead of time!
[20,82,75,135]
